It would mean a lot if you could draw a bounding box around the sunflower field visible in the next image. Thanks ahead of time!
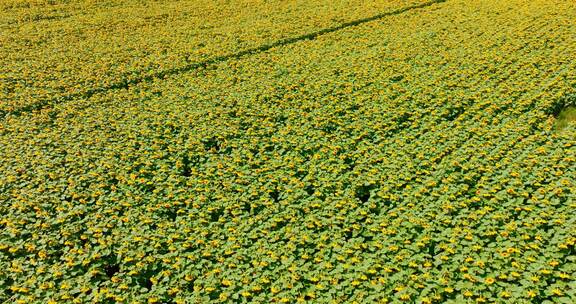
[1,0,575,303]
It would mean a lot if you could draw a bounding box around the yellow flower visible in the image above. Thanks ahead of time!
[558,272,571,279]
[552,289,563,296]
[540,269,552,275]
[549,260,560,267]
[484,277,495,285]
[251,285,262,292]
[500,291,511,298]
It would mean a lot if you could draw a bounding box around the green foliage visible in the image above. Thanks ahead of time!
[1,0,576,303]
[555,106,576,131]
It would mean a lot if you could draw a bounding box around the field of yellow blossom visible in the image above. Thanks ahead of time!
[1,0,575,303]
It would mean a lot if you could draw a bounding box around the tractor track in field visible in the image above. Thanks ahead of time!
[0,0,447,120]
